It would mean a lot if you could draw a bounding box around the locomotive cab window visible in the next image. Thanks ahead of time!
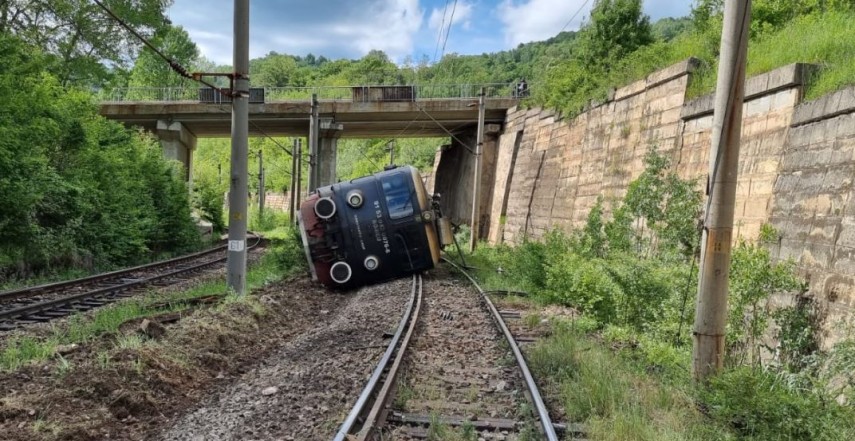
[380,173,414,220]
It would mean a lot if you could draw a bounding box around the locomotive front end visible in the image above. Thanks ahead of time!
[298,166,442,289]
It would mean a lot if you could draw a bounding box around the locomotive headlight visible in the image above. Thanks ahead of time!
[330,261,352,284]
[314,197,337,219]
[346,190,364,208]
[364,255,379,271]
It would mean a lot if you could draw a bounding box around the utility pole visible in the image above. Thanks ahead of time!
[257,149,265,215]
[294,139,303,225]
[388,140,395,166]
[468,87,486,253]
[226,0,249,296]
[289,138,298,223]
[308,94,319,192]
[692,0,751,382]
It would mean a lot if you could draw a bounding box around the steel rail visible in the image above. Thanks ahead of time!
[333,274,423,441]
[0,237,261,326]
[442,256,560,441]
[0,243,229,301]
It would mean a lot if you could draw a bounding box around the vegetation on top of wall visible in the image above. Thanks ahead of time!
[536,0,855,117]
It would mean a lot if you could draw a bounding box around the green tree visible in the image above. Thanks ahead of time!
[254,53,304,86]
[576,0,654,70]
[0,0,173,85]
[127,25,199,97]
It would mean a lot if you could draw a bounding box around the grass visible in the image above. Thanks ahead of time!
[539,10,855,118]
[0,232,303,371]
[688,11,855,100]
[528,321,731,441]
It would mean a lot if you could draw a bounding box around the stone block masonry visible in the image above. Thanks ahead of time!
[442,58,855,345]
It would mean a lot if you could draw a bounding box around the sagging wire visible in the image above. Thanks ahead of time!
[94,0,309,168]
[559,0,591,34]
[92,0,232,99]
[412,100,478,156]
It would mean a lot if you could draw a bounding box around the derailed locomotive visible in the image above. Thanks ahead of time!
[297,165,453,289]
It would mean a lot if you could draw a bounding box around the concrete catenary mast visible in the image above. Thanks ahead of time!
[226,0,250,295]
[692,0,752,381]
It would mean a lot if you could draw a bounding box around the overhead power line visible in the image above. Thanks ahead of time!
[92,0,230,98]
[559,0,592,34]
[94,0,311,164]
[440,0,459,60]
[433,0,450,63]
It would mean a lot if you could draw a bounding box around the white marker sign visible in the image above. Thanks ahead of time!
[228,240,245,252]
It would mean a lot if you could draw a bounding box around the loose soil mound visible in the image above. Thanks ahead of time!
[0,276,338,440]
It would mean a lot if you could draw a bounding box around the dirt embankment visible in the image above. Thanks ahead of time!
[0,274,371,440]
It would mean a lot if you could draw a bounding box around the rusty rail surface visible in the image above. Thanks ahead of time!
[333,274,422,441]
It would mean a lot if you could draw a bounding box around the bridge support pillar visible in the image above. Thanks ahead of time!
[433,124,501,241]
[317,119,343,187]
[156,120,197,184]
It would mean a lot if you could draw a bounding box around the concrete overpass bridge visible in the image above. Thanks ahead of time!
[99,84,519,187]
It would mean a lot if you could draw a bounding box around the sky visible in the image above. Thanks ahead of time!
[167,0,692,65]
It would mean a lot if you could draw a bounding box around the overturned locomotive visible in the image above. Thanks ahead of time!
[297,165,453,289]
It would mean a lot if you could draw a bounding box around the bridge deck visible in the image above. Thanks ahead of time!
[100,98,518,138]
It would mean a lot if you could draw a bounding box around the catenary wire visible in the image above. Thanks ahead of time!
[559,0,592,34]
[92,0,230,98]
[440,0,459,60]
[433,0,450,63]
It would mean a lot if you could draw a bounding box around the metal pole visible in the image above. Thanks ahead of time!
[258,149,265,215]
[295,139,303,225]
[468,87,486,253]
[308,94,319,192]
[289,138,297,223]
[388,140,395,166]
[692,0,751,382]
[226,0,249,296]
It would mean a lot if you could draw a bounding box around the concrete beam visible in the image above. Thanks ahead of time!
[318,119,344,187]
[156,120,197,182]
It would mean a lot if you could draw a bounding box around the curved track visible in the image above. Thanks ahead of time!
[0,237,261,330]
[335,261,560,440]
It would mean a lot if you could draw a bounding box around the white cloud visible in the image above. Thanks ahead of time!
[498,0,593,46]
[169,0,424,64]
[428,0,474,31]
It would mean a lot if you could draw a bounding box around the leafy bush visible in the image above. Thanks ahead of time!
[193,178,226,234]
[727,236,803,366]
[545,254,620,324]
[1,33,200,279]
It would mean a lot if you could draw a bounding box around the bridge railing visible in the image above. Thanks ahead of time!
[99,83,523,103]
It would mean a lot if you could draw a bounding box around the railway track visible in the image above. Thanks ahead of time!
[0,237,262,331]
[334,261,579,440]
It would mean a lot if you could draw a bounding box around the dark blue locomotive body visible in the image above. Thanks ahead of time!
[298,166,445,289]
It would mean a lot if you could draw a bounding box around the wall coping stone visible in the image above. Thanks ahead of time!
[613,57,700,101]
[791,84,855,127]
[682,63,817,120]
